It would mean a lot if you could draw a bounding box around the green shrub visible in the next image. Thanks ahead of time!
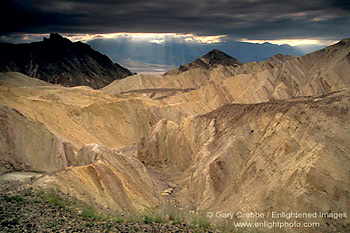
[24,191,31,196]
[143,215,153,224]
[36,190,44,197]
[48,195,60,205]
[115,217,124,224]
[154,215,163,224]
[44,193,65,208]
[80,207,101,220]
[1,218,19,226]
[4,195,24,203]
[46,221,58,228]
[85,222,95,227]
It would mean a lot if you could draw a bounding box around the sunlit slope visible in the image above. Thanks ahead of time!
[0,73,163,211]
[138,90,350,232]
[1,39,350,229]
[35,144,159,212]
[103,39,350,111]
[0,72,213,176]
[164,39,350,106]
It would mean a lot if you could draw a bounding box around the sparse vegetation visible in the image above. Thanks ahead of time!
[80,207,102,220]
[173,218,182,225]
[85,221,95,227]
[1,217,19,227]
[65,207,73,212]
[154,215,163,224]
[193,228,205,233]
[216,220,236,232]
[143,215,153,224]
[36,190,44,197]
[24,191,31,196]
[46,194,60,205]
[198,218,211,229]
[4,195,24,203]
[42,190,66,209]
[46,220,58,228]
[0,184,222,232]
[115,217,124,224]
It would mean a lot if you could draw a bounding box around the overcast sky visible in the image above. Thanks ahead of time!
[0,0,349,45]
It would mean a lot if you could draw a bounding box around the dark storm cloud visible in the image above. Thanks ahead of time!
[0,0,349,40]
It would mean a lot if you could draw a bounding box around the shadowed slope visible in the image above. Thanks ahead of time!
[0,33,132,89]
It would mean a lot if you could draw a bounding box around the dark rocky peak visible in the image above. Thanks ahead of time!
[48,33,65,41]
[0,33,132,89]
[199,49,243,67]
[42,33,93,53]
[43,33,72,46]
[164,49,242,75]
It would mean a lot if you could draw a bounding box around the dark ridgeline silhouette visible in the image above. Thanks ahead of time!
[164,49,243,75]
[0,33,132,89]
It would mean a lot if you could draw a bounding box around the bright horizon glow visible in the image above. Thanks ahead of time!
[239,38,338,46]
[2,33,340,47]
[67,33,228,44]
[11,32,227,44]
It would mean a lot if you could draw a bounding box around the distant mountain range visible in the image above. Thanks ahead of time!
[86,38,324,70]
[0,33,132,89]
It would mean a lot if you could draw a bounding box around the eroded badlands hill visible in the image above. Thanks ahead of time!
[162,39,350,107]
[1,39,350,232]
[0,72,213,211]
[138,90,350,232]
[103,39,350,107]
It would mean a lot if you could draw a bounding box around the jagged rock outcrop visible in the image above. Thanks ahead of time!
[164,49,243,76]
[0,33,132,89]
